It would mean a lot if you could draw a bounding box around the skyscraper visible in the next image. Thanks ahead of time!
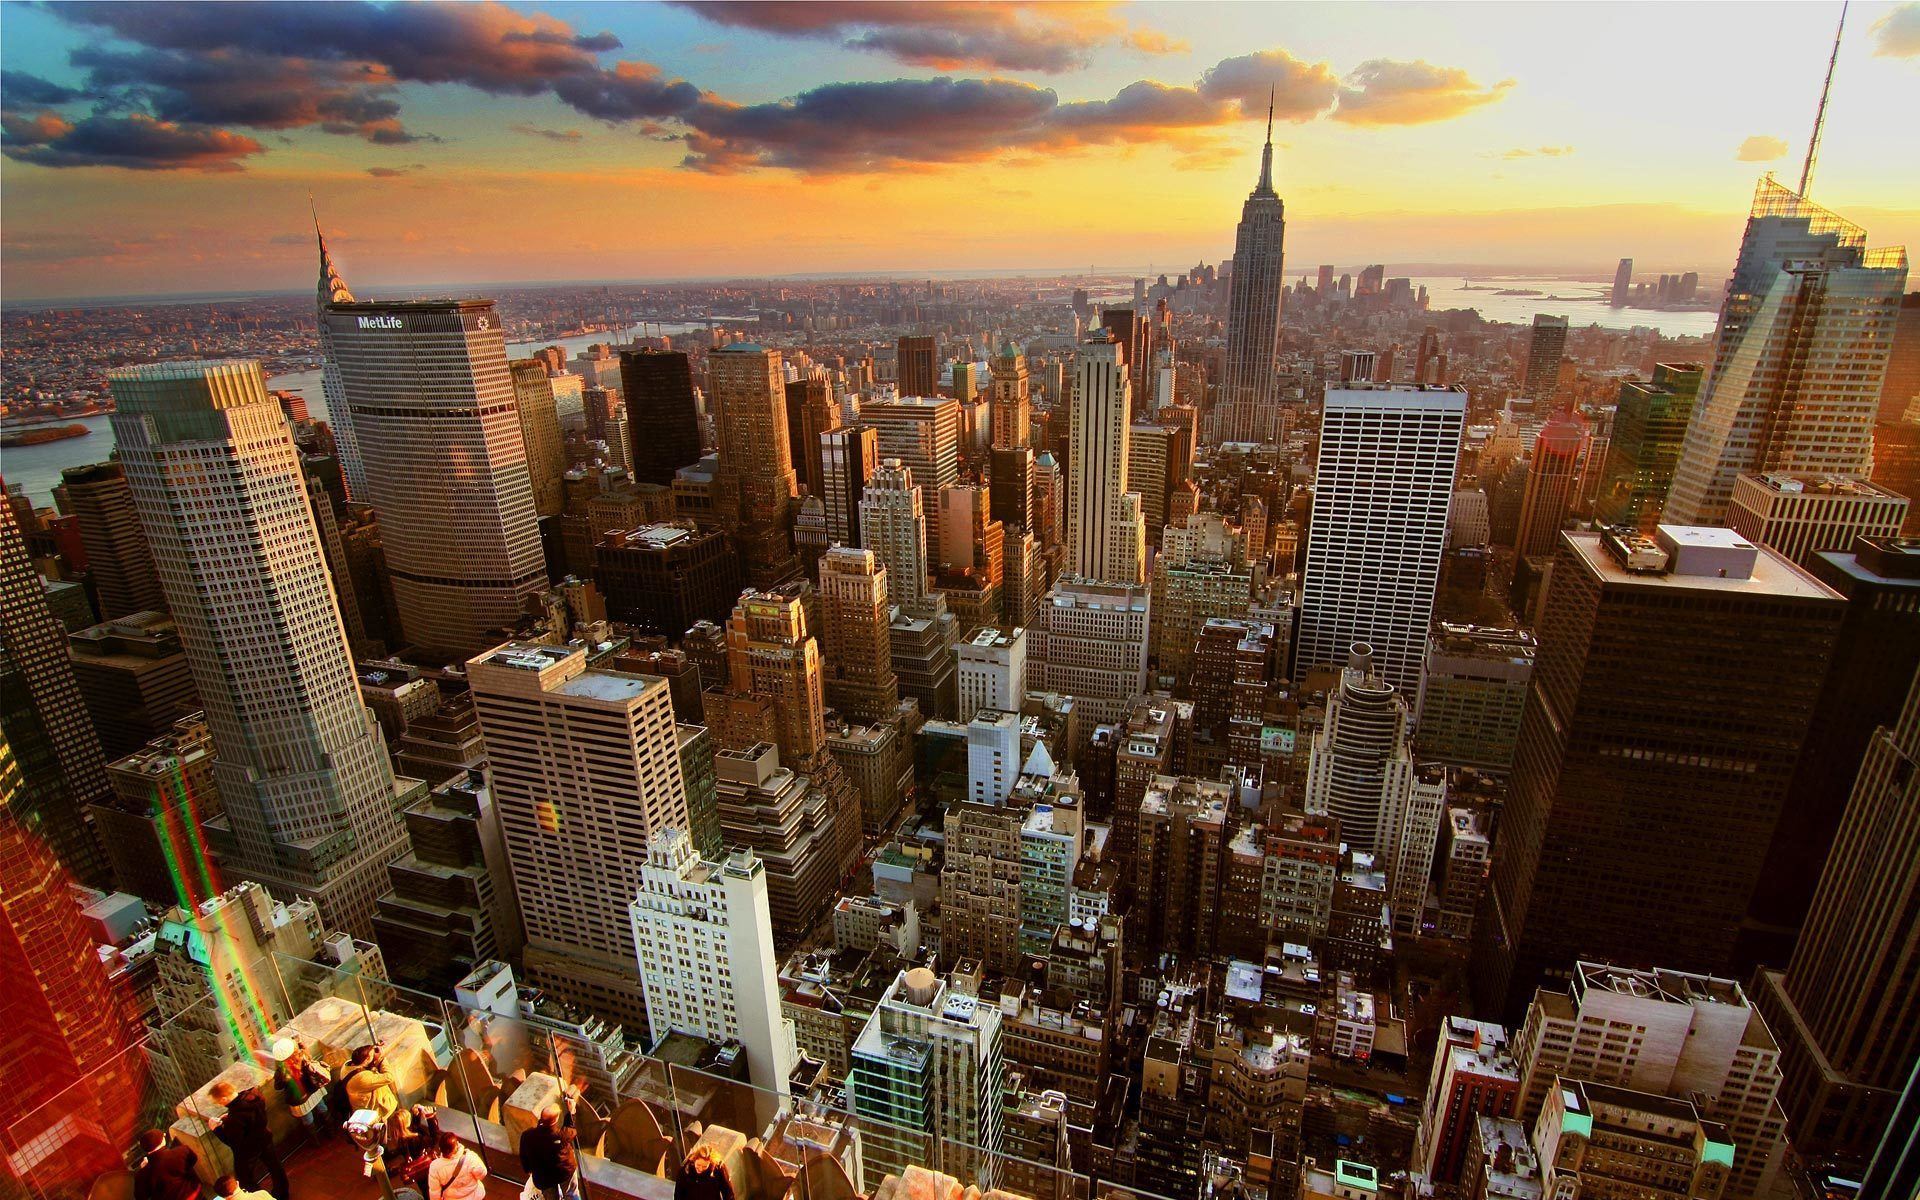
[785,376,840,498]
[1297,385,1465,700]
[1030,576,1151,725]
[821,424,880,548]
[861,459,930,611]
[109,360,408,935]
[897,334,939,397]
[1480,527,1843,1020]
[1068,329,1143,586]
[58,462,167,620]
[0,726,147,1189]
[1594,364,1703,530]
[1220,105,1287,444]
[0,497,109,885]
[709,343,803,588]
[1511,411,1588,562]
[630,827,797,1099]
[314,224,369,497]
[1752,662,1920,1161]
[1665,179,1910,525]
[1521,314,1568,407]
[1880,290,1920,421]
[468,641,690,1027]
[1511,962,1790,1200]
[1610,257,1633,306]
[326,298,547,659]
[1725,472,1908,569]
[818,546,899,724]
[620,348,704,487]
[508,359,566,519]
[1304,645,1446,934]
[849,967,1006,1191]
[859,395,962,508]
[991,339,1031,449]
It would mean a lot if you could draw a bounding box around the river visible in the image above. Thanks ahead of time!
[0,324,710,508]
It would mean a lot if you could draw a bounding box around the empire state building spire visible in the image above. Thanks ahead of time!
[1254,85,1277,197]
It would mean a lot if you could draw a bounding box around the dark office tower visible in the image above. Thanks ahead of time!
[95,715,220,906]
[594,521,741,637]
[898,334,939,397]
[1743,536,1920,968]
[818,546,899,724]
[822,424,879,547]
[327,298,546,660]
[0,498,108,884]
[67,612,199,757]
[1511,412,1588,562]
[1219,109,1286,444]
[785,377,840,497]
[1882,291,1920,422]
[58,463,166,620]
[1479,527,1843,1020]
[1610,258,1633,307]
[0,729,147,1189]
[1102,306,1149,403]
[710,342,803,588]
[1413,326,1442,386]
[110,360,409,938]
[1753,662,1920,1162]
[991,339,1031,449]
[619,348,703,487]
[1521,314,1568,407]
[509,359,566,518]
[1666,180,1908,525]
[990,446,1035,531]
[1594,363,1703,530]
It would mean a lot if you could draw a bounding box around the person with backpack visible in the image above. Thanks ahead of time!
[426,1131,489,1200]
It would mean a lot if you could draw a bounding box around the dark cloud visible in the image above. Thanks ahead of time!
[1332,59,1513,126]
[551,61,705,122]
[671,1,1178,73]
[52,2,620,94]
[66,46,428,144]
[365,162,425,177]
[509,122,585,142]
[681,77,1058,172]
[1197,50,1341,121]
[1049,80,1232,142]
[1,112,264,170]
[2,70,84,106]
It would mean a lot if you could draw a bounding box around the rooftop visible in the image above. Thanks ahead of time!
[1741,472,1905,499]
[1569,529,1842,601]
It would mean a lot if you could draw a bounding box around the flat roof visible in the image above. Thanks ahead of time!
[1565,531,1842,601]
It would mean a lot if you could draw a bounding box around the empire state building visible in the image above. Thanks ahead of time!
[1219,104,1287,444]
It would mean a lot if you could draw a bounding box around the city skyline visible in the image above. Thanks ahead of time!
[2,1,1918,300]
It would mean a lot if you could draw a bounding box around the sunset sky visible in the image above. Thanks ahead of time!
[2,1,1916,301]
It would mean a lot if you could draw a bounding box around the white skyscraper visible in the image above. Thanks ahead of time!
[326,298,547,659]
[860,459,930,611]
[1297,385,1465,699]
[630,828,797,1101]
[469,642,690,1028]
[1665,178,1910,525]
[966,709,1022,805]
[108,360,407,937]
[1068,330,1144,586]
[955,626,1028,720]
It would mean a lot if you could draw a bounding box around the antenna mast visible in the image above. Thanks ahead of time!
[1800,1,1847,196]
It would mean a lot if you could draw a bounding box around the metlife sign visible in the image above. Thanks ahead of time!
[357,314,404,330]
